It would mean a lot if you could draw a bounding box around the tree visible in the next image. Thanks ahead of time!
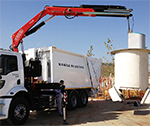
[101,38,115,77]
[86,45,95,57]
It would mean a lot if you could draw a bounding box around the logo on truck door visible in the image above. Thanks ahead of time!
[58,63,84,69]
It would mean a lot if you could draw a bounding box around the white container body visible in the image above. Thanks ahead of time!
[128,33,145,49]
[24,46,102,90]
[50,47,92,89]
[113,49,149,90]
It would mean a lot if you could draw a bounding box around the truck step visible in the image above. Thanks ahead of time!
[0,103,5,107]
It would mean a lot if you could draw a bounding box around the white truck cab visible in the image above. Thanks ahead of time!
[0,49,28,121]
[0,47,102,125]
[0,49,25,96]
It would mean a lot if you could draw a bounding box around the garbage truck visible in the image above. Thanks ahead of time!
[0,46,101,124]
[0,4,133,125]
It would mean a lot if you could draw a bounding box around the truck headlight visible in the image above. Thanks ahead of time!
[0,80,5,89]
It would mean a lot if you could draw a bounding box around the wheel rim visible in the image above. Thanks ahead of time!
[14,104,27,120]
[81,93,87,104]
[71,95,77,107]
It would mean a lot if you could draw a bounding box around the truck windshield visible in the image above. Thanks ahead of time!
[0,55,18,75]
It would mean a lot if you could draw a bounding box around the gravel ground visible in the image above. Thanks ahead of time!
[1,99,150,126]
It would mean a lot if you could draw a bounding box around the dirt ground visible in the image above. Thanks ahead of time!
[1,99,150,126]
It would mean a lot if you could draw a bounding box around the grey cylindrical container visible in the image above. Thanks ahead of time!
[128,33,145,49]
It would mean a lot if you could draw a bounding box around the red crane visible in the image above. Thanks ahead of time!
[11,5,133,52]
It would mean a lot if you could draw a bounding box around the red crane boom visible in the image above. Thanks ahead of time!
[11,5,133,52]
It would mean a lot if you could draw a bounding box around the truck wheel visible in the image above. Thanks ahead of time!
[67,91,78,110]
[79,90,88,107]
[8,98,30,125]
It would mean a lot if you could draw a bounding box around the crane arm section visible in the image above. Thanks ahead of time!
[11,5,133,52]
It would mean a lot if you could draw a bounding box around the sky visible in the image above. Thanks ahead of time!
[0,0,150,60]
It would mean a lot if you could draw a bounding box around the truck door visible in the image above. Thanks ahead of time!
[0,54,20,96]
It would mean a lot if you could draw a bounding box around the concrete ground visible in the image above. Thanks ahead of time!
[1,99,150,126]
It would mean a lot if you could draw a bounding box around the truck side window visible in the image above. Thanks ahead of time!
[1,55,18,75]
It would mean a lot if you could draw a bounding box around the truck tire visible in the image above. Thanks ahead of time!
[67,91,78,110]
[8,98,30,125]
[78,90,88,107]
